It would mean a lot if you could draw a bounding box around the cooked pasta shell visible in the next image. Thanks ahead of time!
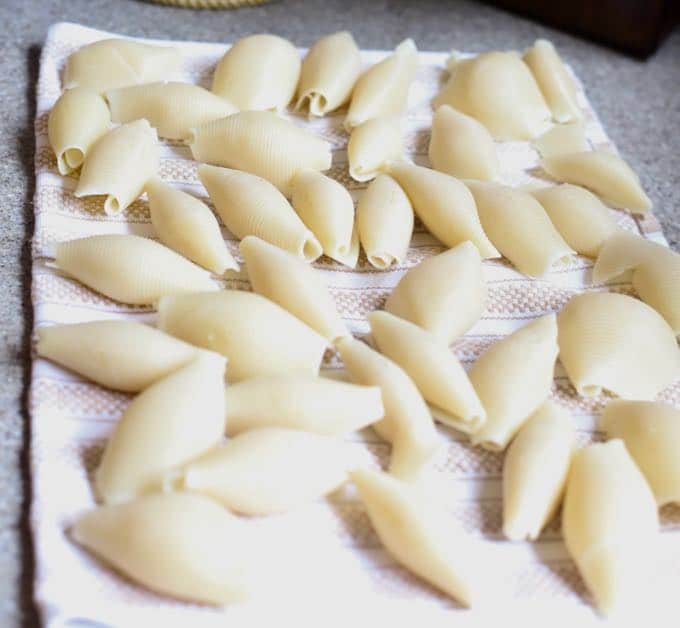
[347,116,403,182]
[344,39,418,131]
[36,320,199,392]
[531,184,618,258]
[224,374,384,436]
[95,352,226,504]
[198,164,322,261]
[562,440,658,616]
[351,469,479,606]
[190,111,331,196]
[63,38,182,93]
[48,87,110,175]
[434,51,550,140]
[369,311,485,434]
[557,292,680,400]
[466,180,574,277]
[75,119,159,215]
[295,31,362,116]
[600,400,680,506]
[502,401,575,541]
[385,241,487,343]
[541,150,652,213]
[72,493,252,604]
[469,314,559,451]
[106,82,237,140]
[533,121,588,158]
[356,174,413,270]
[240,235,346,341]
[55,234,218,305]
[591,231,656,283]
[428,105,499,181]
[157,290,328,383]
[212,34,301,111]
[387,162,499,258]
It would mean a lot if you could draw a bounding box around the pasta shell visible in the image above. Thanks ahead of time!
[212,34,301,111]
[347,116,403,182]
[336,336,440,481]
[224,374,384,436]
[179,428,349,515]
[198,164,322,261]
[295,31,362,116]
[95,352,226,504]
[387,162,499,258]
[600,400,680,506]
[385,241,487,343]
[356,174,414,270]
[502,401,575,541]
[351,469,479,606]
[190,111,332,196]
[344,39,418,131]
[75,119,159,215]
[533,121,589,158]
[591,231,656,283]
[466,180,574,277]
[146,177,239,275]
[562,440,658,616]
[434,51,550,140]
[72,493,252,604]
[63,39,182,93]
[55,234,218,305]
[48,87,110,175]
[531,183,618,258]
[157,290,329,383]
[428,105,499,181]
[469,314,559,451]
[106,82,237,140]
[239,236,347,341]
[557,292,680,400]
[369,311,485,434]
[541,150,652,213]
[36,320,199,392]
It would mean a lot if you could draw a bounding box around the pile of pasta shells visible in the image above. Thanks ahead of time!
[39,32,680,616]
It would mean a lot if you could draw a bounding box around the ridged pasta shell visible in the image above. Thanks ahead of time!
[533,121,589,158]
[347,116,403,182]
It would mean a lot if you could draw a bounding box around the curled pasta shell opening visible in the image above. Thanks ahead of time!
[368,252,397,270]
[63,147,85,172]
[296,91,328,117]
[104,195,121,216]
[301,235,324,262]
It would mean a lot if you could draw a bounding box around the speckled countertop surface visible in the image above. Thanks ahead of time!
[0,0,678,624]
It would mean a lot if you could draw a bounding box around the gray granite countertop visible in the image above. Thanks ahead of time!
[0,0,678,624]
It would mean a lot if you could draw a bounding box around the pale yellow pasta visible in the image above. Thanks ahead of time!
[344,39,418,131]
[48,87,110,175]
[55,234,218,305]
[63,38,182,93]
[95,352,226,504]
[157,290,328,383]
[146,177,239,275]
[502,401,575,541]
[295,31,362,116]
[385,241,486,343]
[106,82,237,140]
[347,116,403,182]
[369,311,485,434]
[541,150,652,213]
[428,105,499,181]
[466,180,574,277]
[36,320,199,392]
[356,174,413,269]
[600,400,680,506]
[212,34,301,111]
[190,111,331,196]
[72,493,252,604]
[387,162,499,258]
[562,440,658,616]
[533,121,588,158]
[470,314,559,451]
[75,119,159,215]
[557,292,680,400]
[531,183,618,258]
[240,235,347,341]
[198,164,322,261]
[591,231,656,283]
[351,469,479,606]
[434,51,550,140]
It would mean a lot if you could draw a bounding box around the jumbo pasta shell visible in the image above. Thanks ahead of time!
[347,116,403,182]
[533,121,589,158]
